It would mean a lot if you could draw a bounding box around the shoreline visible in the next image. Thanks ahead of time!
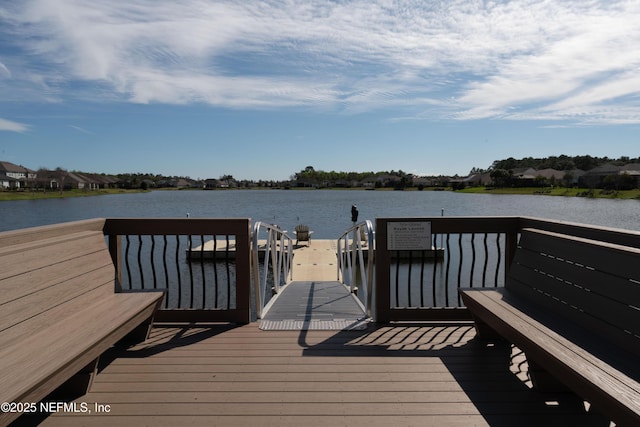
[0,188,148,202]
[456,186,640,200]
[2,186,639,202]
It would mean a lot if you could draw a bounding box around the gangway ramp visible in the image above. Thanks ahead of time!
[260,240,367,331]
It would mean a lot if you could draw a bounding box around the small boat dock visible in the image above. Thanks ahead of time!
[7,217,624,426]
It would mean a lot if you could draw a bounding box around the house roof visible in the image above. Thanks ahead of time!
[0,161,27,174]
[620,163,640,175]
[583,163,623,175]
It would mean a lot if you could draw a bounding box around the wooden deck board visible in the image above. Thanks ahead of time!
[32,323,610,427]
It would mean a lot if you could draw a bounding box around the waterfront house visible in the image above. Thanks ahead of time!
[580,163,622,188]
[0,161,36,189]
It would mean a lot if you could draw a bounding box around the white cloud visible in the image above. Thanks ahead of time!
[0,62,10,78]
[0,118,29,133]
[2,0,640,124]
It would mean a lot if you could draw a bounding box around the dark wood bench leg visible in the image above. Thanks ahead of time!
[469,316,504,341]
[526,359,570,392]
[117,315,154,346]
[50,358,99,400]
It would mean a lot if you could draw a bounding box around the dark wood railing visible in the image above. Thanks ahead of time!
[374,216,640,322]
[3,216,635,325]
[375,217,519,322]
[103,218,252,323]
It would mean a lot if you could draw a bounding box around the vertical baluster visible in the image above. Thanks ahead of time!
[213,237,219,308]
[482,233,489,287]
[432,234,438,306]
[162,235,169,308]
[137,235,144,289]
[200,235,206,309]
[419,249,426,308]
[457,234,463,307]
[470,233,476,288]
[444,234,451,307]
[188,235,194,308]
[150,235,157,289]
[407,250,413,308]
[124,235,132,290]
[394,251,400,307]
[175,235,182,308]
[494,233,502,287]
[225,235,231,309]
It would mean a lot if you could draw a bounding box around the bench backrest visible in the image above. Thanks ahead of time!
[0,220,114,347]
[507,228,640,356]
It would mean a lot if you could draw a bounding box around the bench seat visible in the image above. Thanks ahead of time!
[0,220,164,425]
[460,228,640,426]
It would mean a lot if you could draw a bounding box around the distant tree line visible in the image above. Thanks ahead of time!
[292,166,420,189]
[490,155,639,172]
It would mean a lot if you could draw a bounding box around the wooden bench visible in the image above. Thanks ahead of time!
[460,228,640,426]
[0,219,164,426]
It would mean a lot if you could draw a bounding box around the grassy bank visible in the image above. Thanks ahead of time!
[457,186,640,199]
[0,188,147,202]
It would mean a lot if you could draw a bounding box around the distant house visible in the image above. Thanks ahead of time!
[75,173,119,189]
[412,176,434,187]
[534,169,565,182]
[511,168,538,186]
[621,164,640,187]
[453,173,491,187]
[204,179,220,189]
[0,174,18,189]
[374,174,401,188]
[0,161,36,188]
[579,164,623,188]
[561,169,585,186]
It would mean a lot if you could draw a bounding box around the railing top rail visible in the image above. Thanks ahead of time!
[517,216,640,248]
[338,219,375,243]
[252,221,293,242]
[103,218,252,236]
[376,216,520,234]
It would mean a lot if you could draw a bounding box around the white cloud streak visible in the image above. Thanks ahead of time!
[0,118,29,133]
[1,0,640,124]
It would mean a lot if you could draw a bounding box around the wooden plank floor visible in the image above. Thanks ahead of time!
[30,323,611,427]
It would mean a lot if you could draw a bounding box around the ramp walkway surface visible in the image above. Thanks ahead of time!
[260,240,367,331]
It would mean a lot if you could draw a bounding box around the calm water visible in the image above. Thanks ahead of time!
[1,189,639,236]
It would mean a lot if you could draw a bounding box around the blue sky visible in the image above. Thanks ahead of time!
[1,0,639,181]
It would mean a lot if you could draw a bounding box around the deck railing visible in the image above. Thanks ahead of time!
[336,220,375,317]
[4,216,632,324]
[374,216,640,322]
[375,217,518,321]
[103,218,252,323]
[251,221,294,319]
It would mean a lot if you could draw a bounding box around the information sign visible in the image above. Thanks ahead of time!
[386,221,432,250]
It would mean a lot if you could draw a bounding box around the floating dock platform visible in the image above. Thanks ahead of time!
[189,239,444,260]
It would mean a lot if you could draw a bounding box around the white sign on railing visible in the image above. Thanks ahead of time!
[387,221,432,250]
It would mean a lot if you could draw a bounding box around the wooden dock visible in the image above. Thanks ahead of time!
[38,323,607,427]
[23,231,614,425]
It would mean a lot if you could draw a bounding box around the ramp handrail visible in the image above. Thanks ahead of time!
[337,220,374,318]
[252,221,293,319]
